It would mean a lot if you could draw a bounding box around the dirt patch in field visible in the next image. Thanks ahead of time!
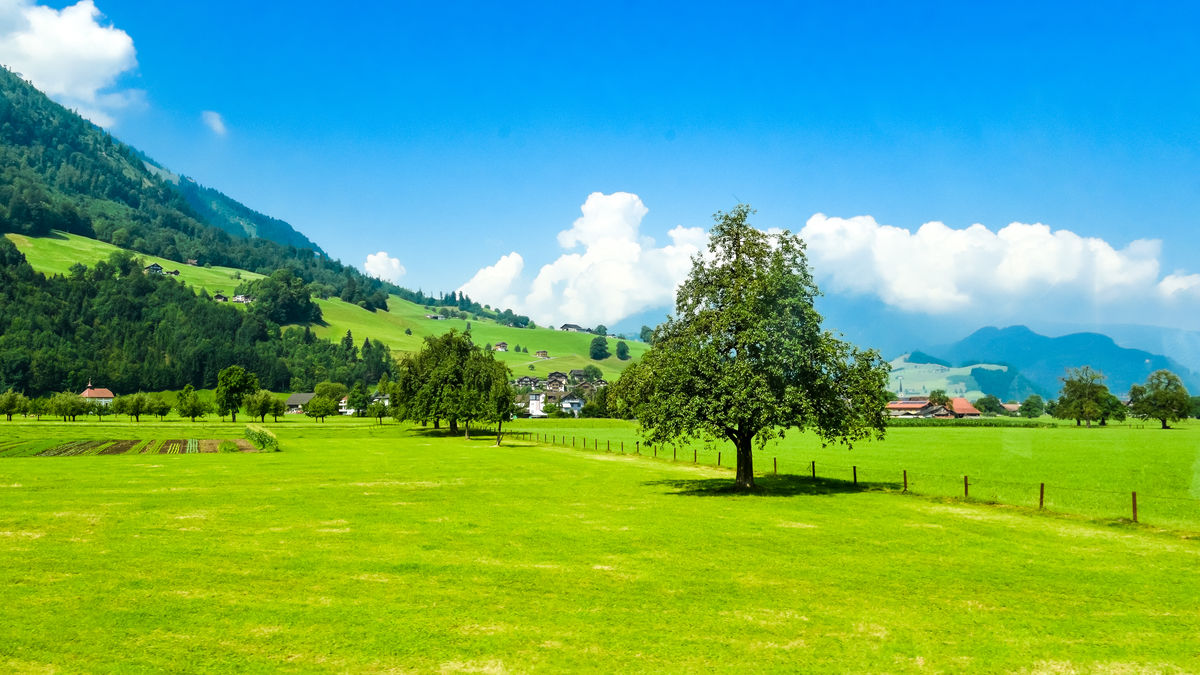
[235,439,255,452]
[199,439,220,453]
[158,439,187,455]
[100,439,139,455]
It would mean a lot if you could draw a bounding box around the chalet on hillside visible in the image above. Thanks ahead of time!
[213,293,228,302]
[79,381,114,406]
[425,314,446,320]
[561,394,585,417]
[559,323,583,332]
[233,295,252,304]
[569,369,587,381]
[144,263,164,275]
[535,350,549,359]
[285,392,316,413]
[515,376,541,388]
[494,342,508,352]
[525,392,547,418]
[547,371,567,382]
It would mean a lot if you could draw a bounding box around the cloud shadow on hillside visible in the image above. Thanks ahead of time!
[646,474,899,497]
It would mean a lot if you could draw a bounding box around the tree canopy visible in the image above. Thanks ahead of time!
[610,204,891,489]
[1129,369,1190,429]
[215,365,258,423]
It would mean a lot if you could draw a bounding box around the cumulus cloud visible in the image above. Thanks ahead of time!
[799,213,1200,327]
[0,0,141,127]
[364,251,406,283]
[201,110,226,136]
[459,192,706,327]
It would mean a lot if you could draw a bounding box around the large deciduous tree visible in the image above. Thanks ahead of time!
[175,384,212,422]
[1129,369,1190,429]
[215,365,259,423]
[1055,366,1109,427]
[610,204,891,489]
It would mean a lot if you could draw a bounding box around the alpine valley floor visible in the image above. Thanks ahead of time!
[1,418,1198,672]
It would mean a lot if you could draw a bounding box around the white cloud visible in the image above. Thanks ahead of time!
[799,213,1200,327]
[201,110,226,136]
[0,0,141,127]
[364,251,406,283]
[459,192,706,327]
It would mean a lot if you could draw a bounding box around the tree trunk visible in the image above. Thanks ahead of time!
[231,412,237,423]
[449,419,459,435]
[433,419,439,429]
[1161,418,1170,429]
[495,419,503,447]
[734,435,755,489]
[465,420,470,439]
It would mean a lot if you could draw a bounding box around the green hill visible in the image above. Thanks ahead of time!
[888,353,1039,402]
[7,230,646,381]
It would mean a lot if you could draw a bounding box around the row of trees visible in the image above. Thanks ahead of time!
[950,366,1192,429]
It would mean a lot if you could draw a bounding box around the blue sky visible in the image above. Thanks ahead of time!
[5,1,1200,341]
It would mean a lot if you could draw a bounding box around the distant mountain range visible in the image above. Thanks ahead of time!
[139,154,324,254]
[922,325,1200,398]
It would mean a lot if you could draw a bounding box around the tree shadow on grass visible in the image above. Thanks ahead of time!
[646,474,901,497]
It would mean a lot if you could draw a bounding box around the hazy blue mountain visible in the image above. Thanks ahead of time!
[930,325,1199,397]
[140,154,324,254]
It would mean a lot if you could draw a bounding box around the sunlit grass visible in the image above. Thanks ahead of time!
[0,419,1198,671]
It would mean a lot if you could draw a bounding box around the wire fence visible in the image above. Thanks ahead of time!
[502,429,1200,529]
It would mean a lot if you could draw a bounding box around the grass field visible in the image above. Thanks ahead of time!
[508,417,1200,530]
[6,231,647,379]
[1,418,1199,672]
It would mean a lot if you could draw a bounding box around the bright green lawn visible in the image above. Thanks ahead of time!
[509,418,1200,530]
[4,230,264,297]
[1,419,1199,672]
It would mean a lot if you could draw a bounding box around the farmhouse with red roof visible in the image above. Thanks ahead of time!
[79,381,114,406]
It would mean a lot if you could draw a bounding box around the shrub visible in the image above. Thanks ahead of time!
[218,440,239,453]
[244,425,280,452]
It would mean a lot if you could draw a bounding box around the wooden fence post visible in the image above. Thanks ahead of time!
[773,457,777,475]
[1039,483,1045,509]
[903,470,907,492]
[673,446,677,461]
[853,466,857,485]
[1132,491,1138,523]
[717,452,721,467]
[693,448,697,464]
[964,475,969,499]
[607,440,610,452]
[653,446,657,458]
[811,460,815,478]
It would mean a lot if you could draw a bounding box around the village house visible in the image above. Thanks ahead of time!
[425,314,446,320]
[535,350,549,359]
[213,293,228,302]
[515,376,541,388]
[285,392,316,413]
[1001,402,1021,415]
[560,394,585,417]
[949,397,981,418]
[370,391,390,407]
[494,342,508,352]
[232,295,252,304]
[885,398,949,418]
[79,381,114,406]
[526,392,547,418]
[338,396,355,416]
[559,323,583,332]
[569,369,587,382]
[144,263,164,275]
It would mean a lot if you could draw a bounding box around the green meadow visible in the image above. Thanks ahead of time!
[511,418,1200,530]
[1,418,1199,672]
[6,231,647,380]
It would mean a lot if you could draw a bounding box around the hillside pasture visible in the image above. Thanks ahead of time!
[4,230,265,297]
[0,418,1198,671]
